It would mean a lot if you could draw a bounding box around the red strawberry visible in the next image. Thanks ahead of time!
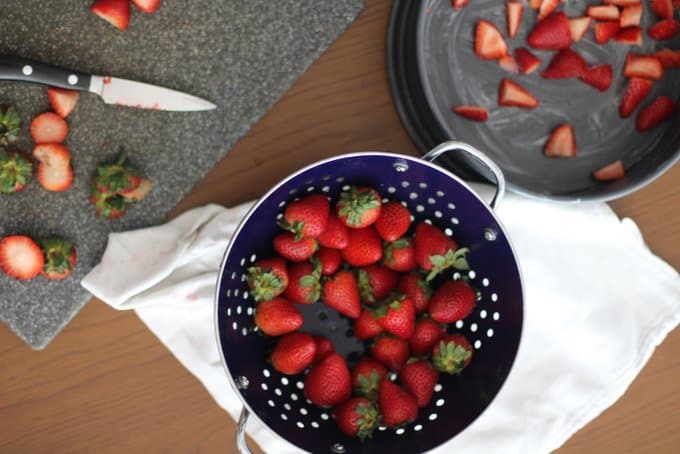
[587,5,620,20]
[120,177,152,201]
[428,280,477,323]
[544,124,576,158]
[317,246,342,275]
[619,77,653,118]
[541,48,586,79]
[282,261,321,304]
[569,17,592,42]
[514,48,542,74]
[91,0,130,31]
[271,332,317,375]
[382,237,417,272]
[594,21,621,44]
[528,12,571,50]
[371,335,410,371]
[498,79,539,109]
[651,0,674,19]
[506,2,523,38]
[432,333,473,374]
[358,265,399,303]
[0,149,33,194]
[351,357,388,399]
[474,20,508,60]
[538,0,561,21]
[304,353,351,407]
[336,186,382,229]
[317,213,349,249]
[398,273,432,313]
[40,238,77,280]
[29,112,68,144]
[452,105,489,122]
[374,201,411,242]
[33,143,74,192]
[636,96,677,131]
[614,27,643,45]
[281,194,329,239]
[313,336,335,363]
[374,295,416,340]
[620,4,642,28]
[604,0,648,4]
[399,359,439,408]
[409,317,445,356]
[499,55,520,73]
[355,309,385,340]
[414,222,469,281]
[592,160,625,181]
[654,48,680,68]
[378,380,419,428]
[341,226,383,267]
[47,88,79,118]
[648,19,680,40]
[90,187,126,219]
[452,0,468,9]
[322,270,361,318]
[623,54,664,80]
[579,64,613,91]
[333,398,381,440]
[0,235,45,280]
[273,232,317,262]
[247,257,289,302]
[131,0,162,13]
[529,0,541,8]
[92,152,141,193]
[253,297,303,336]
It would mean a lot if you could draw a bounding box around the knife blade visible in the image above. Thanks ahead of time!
[0,55,216,112]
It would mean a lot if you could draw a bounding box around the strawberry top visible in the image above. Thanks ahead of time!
[0,149,33,193]
[336,186,382,228]
[0,106,20,146]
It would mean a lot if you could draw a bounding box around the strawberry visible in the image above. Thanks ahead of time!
[317,213,349,249]
[91,0,130,31]
[587,5,620,20]
[358,265,399,303]
[271,332,317,375]
[399,359,439,408]
[499,55,520,73]
[0,235,44,280]
[614,27,643,45]
[592,160,625,181]
[452,0,468,9]
[316,246,342,275]
[333,397,381,440]
[538,0,561,21]
[540,48,586,79]
[619,77,653,118]
[428,280,477,323]
[527,12,571,50]
[90,187,126,219]
[432,333,473,374]
[409,316,445,356]
[569,17,592,42]
[322,270,361,318]
[544,124,576,158]
[351,357,388,399]
[506,2,523,38]
[272,232,317,262]
[382,237,417,272]
[47,88,79,118]
[579,64,613,91]
[373,295,416,340]
[623,54,664,80]
[0,106,20,146]
[654,48,680,68]
[29,112,68,144]
[498,79,539,109]
[514,48,542,74]
[253,297,303,336]
[0,149,33,194]
[648,19,680,40]
[303,353,351,407]
[619,4,642,28]
[636,96,677,131]
[529,0,541,8]
[120,177,152,201]
[335,186,382,228]
[247,257,289,302]
[355,309,385,340]
[283,260,321,304]
[131,0,162,13]
[341,226,383,267]
[378,380,419,428]
[313,335,335,363]
[413,222,469,281]
[280,194,329,239]
[651,0,674,19]
[474,20,508,60]
[92,152,141,193]
[398,273,432,313]
[33,143,74,192]
[604,0,647,4]
[374,201,411,242]
[452,105,489,122]
[40,238,77,280]
[371,335,410,371]
[594,21,621,44]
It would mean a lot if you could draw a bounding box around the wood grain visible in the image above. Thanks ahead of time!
[1,0,679,453]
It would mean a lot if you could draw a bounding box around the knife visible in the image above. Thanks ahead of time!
[0,55,216,112]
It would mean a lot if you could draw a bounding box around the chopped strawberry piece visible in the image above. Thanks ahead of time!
[530,0,542,9]
[0,235,44,280]
[538,0,560,21]
[452,105,489,122]
[654,48,680,68]
[619,77,653,118]
[29,112,68,144]
[131,0,162,13]
[544,124,576,158]
[91,0,130,31]
[615,27,643,45]
[620,4,642,28]
[475,20,508,59]
[528,12,572,50]
[47,88,79,118]
[587,5,620,20]
[636,96,677,131]
[33,144,74,192]
[592,160,625,181]
[623,54,664,79]
[120,177,152,201]
[594,21,621,44]
[499,55,519,73]
[648,19,680,40]
[514,47,542,74]
[569,17,592,42]
[651,0,674,19]
[579,64,613,91]
[541,48,587,79]
[498,79,539,108]
[604,0,644,5]
[452,0,469,9]
[506,2,524,38]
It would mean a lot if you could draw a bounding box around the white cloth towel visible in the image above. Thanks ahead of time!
[82,185,680,453]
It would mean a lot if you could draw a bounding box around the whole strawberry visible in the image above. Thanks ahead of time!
[0,149,33,194]
[373,295,416,340]
[341,226,382,267]
[40,238,77,280]
[413,222,469,280]
[354,308,385,341]
[336,186,382,228]
[378,379,419,428]
[351,357,388,400]
[304,353,351,407]
[317,212,349,249]
[273,232,318,262]
[271,332,317,375]
[428,279,477,323]
[358,265,399,304]
[409,316,445,356]
[371,335,410,371]
[282,261,321,304]
[247,257,289,302]
[316,246,342,275]
[432,333,473,375]
[382,237,417,272]
[398,272,432,313]
[253,297,303,336]
[399,358,439,408]
[374,201,411,241]
[333,397,381,439]
[322,270,361,318]
[313,335,335,363]
[280,194,329,239]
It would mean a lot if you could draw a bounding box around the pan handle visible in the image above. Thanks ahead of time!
[236,407,253,454]
[423,141,505,210]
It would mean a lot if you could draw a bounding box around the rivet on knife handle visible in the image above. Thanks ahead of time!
[0,55,91,92]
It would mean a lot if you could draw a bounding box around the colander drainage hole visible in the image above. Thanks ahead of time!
[344,329,354,338]
[347,351,361,363]
[318,311,328,321]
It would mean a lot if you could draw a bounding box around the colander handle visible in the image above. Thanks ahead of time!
[423,141,505,210]
[236,407,253,454]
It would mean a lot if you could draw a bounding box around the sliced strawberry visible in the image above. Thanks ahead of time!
[506,2,524,38]
[619,77,653,118]
[592,160,625,181]
[594,21,621,44]
[120,177,152,201]
[651,0,674,19]
[579,64,613,91]
[498,55,519,73]
[569,17,592,42]
[475,20,508,59]
[538,0,561,21]
[615,27,643,45]
[32,143,74,192]
[498,79,539,108]
[636,96,677,131]
[587,5,620,20]
[29,112,68,144]
[514,47,542,74]
[91,0,130,31]
[541,48,587,79]
[452,0,469,10]
[530,0,542,9]
[544,124,576,158]
[0,235,44,280]
[604,0,645,5]
[47,88,79,118]
[131,0,162,13]
[452,105,489,122]
[648,19,680,40]
[528,12,572,50]
[623,54,664,79]
[654,48,680,68]
[620,4,642,28]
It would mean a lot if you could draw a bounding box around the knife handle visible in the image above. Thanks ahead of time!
[0,55,91,92]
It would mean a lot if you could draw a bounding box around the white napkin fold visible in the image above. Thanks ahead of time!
[82,186,680,454]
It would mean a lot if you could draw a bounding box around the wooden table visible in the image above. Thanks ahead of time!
[2,1,679,452]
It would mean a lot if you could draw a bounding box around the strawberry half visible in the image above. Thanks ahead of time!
[47,88,80,118]
[592,160,625,181]
[452,105,489,122]
[538,0,561,21]
[619,4,642,28]
[29,112,68,144]
[499,55,520,73]
[498,79,539,109]
[654,48,680,68]
[271,332,317,375]
[619,77,654,118]
[0,235,45,280]
[587,5,620,20]
[528,12,571,50]
[506,2,524,38]
[579,64,613,91]
[541,48,587,79]
[40,238,77,280]
[33,143,74,192]
[651,0,674,20]
[91,0,130,31]
[131,0,162,13]
[514,48,542,74]
[614,27,643,45]
[544,124,576,158]
[569,17,592,42]
[333,397,381,440]
[452,0,469,10]
[0,149,33,194]
[636,96,677,131]
[648,19,680,40]
[623,54,664,80]
[594,21,621,44]
[475,20,508,60]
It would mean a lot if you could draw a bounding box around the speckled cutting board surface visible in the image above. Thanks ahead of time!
[0,0,364,349]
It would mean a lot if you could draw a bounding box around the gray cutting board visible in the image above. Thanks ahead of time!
[0,0,364,349]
